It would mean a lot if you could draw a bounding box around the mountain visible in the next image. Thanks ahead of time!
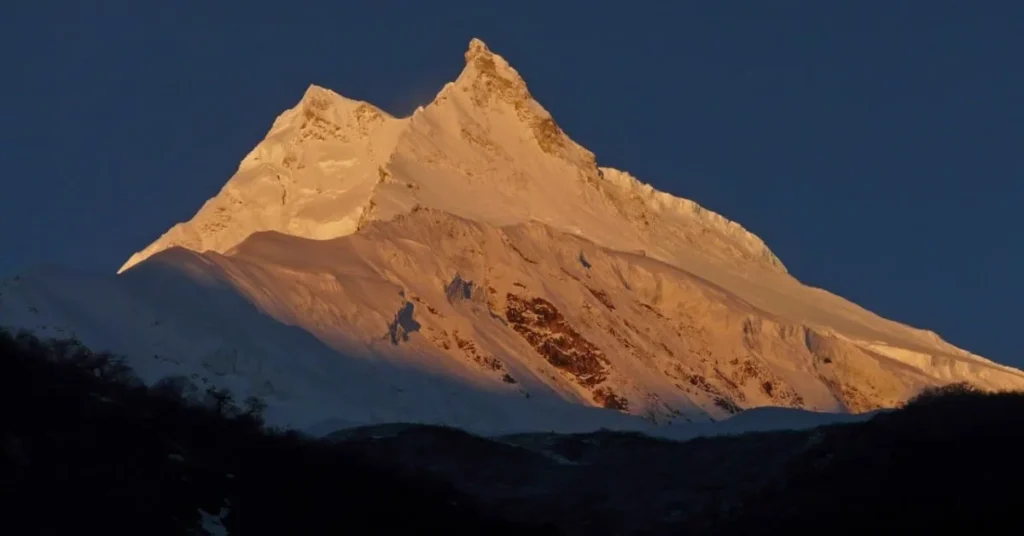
[2,38,1022,436]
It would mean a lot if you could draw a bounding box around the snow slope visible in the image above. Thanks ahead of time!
[3,39,1023,438]
[0,255,645,435]
[4,208,1022,435]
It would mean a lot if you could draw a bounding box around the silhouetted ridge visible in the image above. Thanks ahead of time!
[0,328,553,535]
[5,329,1022,534]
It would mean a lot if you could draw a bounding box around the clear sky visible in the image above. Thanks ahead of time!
[2,2,1021,366]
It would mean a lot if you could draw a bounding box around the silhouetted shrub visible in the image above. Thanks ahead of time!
[907,380,980,405]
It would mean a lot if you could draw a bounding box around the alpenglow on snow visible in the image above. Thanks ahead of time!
[3,38,1023,437]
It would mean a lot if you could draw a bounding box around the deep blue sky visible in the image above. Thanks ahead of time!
[3,2,1021,366]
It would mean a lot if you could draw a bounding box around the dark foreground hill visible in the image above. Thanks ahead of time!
[0,329,548,535]
[2,328,1023,535]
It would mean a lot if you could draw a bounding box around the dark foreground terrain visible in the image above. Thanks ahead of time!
[2,328,1023,535]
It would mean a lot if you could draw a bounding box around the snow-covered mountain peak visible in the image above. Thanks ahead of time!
[454,38,530,104]
[436,38,594,165]
[283,84,396,144]
[118,39,791,275]
[252,84,396,143]
[296,84,370,117]
[7,39,1024,437]
[465,37,493,60]
[117,84,406,274]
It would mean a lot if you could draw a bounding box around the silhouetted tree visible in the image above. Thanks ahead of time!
[150,374,190,399]
[204,386,236,416]
[908,381,979,405]
[243,395,267,418]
